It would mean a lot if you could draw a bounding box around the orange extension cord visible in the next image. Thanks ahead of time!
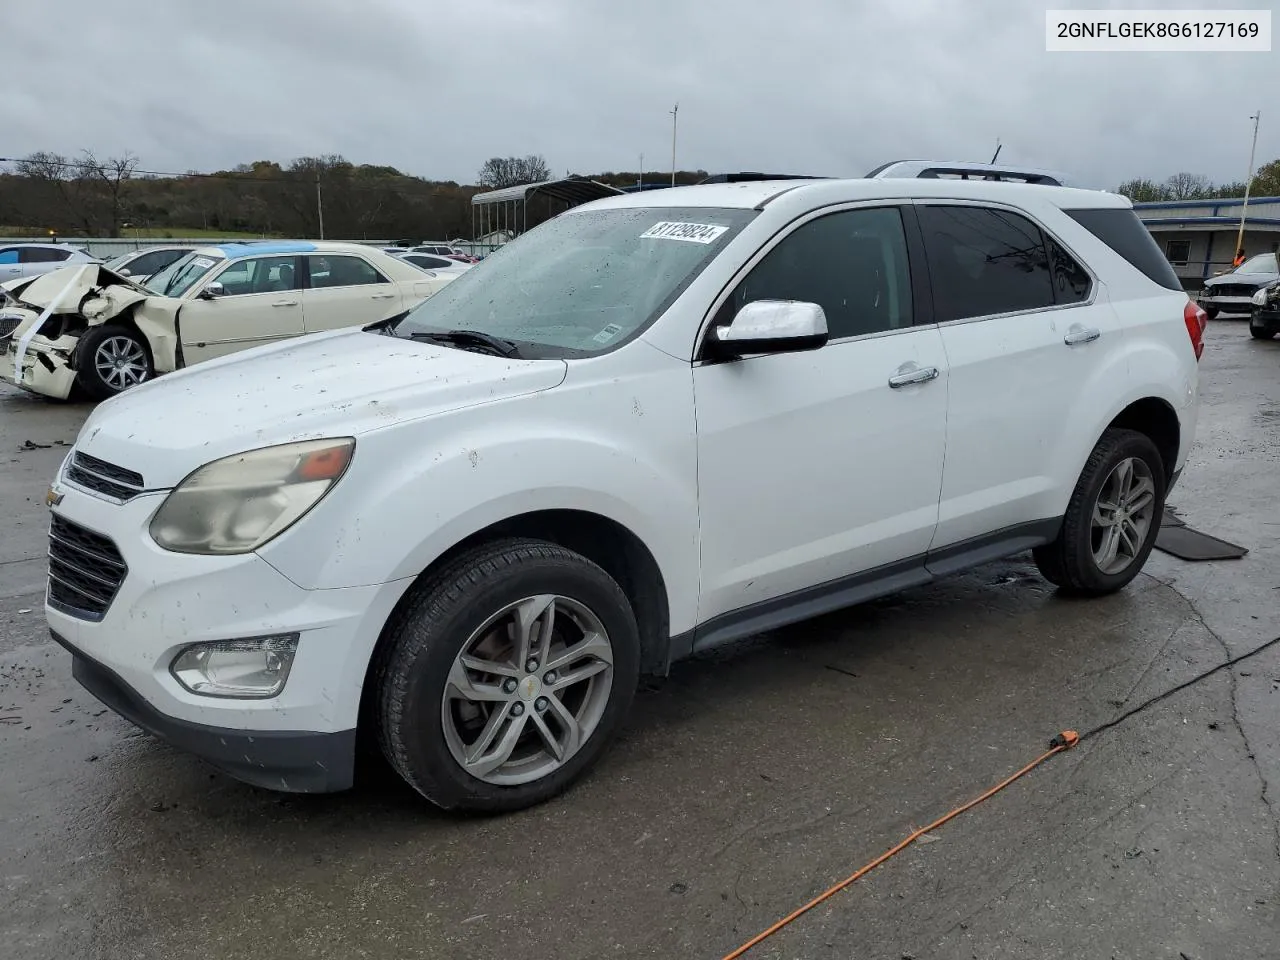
[720,730,1080,960]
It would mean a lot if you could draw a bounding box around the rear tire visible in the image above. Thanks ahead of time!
[1033,429,1166,596]
[374,538,640,813]
[75,324,153,400]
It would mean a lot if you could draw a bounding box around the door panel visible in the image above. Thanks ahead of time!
[178,255,305,364]
[302,254,403,332]
[917,203,1119,548]
[694,205,948,624]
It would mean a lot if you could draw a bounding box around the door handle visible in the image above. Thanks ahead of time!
[1064,327,1101,345]
[370,292,396,300]
[272,300,298,307]
[888,365,939,388]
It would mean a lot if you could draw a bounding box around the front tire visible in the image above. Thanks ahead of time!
[1033,429,1166,596]
[374,538,640,813]
[1203,305,1219,320]
[1249,318,1275,340]
[75,324,153,400]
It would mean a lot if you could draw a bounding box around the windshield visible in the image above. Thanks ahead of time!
[1236,253,1279,274]
[391,206,756,358]
[144,251,224,297]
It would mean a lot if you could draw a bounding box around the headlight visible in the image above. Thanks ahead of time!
[149,438,354,554]
[171,635,299,698]
[1253,288,1269,306]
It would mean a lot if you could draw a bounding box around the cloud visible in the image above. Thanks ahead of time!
[7,0,1277,187]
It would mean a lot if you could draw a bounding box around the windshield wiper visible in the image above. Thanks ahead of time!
[408,329,521,358]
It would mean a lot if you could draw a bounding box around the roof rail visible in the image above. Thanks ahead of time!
[865,159,1080,188]
[698,172,830,184]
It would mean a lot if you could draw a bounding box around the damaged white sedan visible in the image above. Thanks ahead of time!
[1,240,455,400]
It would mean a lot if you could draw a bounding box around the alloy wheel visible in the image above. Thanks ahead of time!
[1091,456,1157,575]
[94,336,149,391]
[441,594,615,786]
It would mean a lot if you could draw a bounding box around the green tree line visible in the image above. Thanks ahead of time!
[1115,159,1280,202]
[0,150,711,240]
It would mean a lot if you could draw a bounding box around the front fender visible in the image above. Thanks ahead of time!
[258,370,701,633]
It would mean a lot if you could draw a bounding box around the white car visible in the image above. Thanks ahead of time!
[397,251,473,276]
[3,240,454,400]
[43,165,1203,812]
[102,246,194,285]
[0,242,98,283]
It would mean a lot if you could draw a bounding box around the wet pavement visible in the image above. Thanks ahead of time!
[2,323,1278,960]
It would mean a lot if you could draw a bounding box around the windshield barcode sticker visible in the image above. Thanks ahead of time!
[592,323,624,344]
[640,221,729,244]
[192,257,216,268]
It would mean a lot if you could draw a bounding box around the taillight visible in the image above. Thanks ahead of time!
[1183,299,1207,360]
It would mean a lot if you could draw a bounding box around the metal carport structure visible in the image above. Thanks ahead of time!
[470,177,624,251]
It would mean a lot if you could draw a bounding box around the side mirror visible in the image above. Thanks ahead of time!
[199,281,225,300]
[705,300,828,359]
[118,267,132,276]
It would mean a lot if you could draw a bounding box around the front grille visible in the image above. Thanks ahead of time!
[47,515,128,621]
[0,315,19,340]
[1211,284,1256,298]
[66,452,145,501]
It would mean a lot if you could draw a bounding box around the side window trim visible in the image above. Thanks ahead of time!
[910,199,1097,327]
[694,201,927,363]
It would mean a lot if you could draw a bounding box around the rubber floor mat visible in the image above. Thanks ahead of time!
[1154,525,1248,561]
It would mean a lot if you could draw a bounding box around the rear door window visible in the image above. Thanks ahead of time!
[1064,207,1183,291]
[19,247,72,263]
[917,205,1054,322]
[307,255,388,288]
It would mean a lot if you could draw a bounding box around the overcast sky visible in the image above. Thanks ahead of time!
[7,0,1277,189]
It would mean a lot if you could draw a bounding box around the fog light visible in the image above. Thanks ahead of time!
[170,635,299,699]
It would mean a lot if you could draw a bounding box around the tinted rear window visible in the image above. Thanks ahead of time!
[1064,207,1182,291]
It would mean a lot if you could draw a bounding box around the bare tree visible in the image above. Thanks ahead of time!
[1164,172,1212,201]
[77,150,139,237]
[477,155,551,189]
[14,151,97,234]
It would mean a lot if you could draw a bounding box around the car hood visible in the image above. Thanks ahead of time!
[72,328,569,488]
[1204,272,1278,289]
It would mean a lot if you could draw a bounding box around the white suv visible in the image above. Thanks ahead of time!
[43,167,1205,812]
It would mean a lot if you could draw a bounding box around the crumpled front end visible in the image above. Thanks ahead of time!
[1,264,151,400]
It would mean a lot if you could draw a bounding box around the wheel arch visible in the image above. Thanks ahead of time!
[356,508,674,747]
[1105,396,1181,484]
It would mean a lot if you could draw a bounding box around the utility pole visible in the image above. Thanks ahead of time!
[1234,110,1260,263]
[639,152,644,190]
[670,103,679,187]
[316,173,325,240]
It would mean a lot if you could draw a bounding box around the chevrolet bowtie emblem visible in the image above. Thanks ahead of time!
[45,487,64,508]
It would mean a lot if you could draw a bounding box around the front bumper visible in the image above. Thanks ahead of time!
[45,479,413,793]
[2,335,77,398]
[54,631,357,792]
[1199,294,1257,313]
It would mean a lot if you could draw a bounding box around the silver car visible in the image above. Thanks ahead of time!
[0,242,98,284]
[102,246,194,284]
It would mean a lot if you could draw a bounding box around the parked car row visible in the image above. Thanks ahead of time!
[2,240,457,400]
